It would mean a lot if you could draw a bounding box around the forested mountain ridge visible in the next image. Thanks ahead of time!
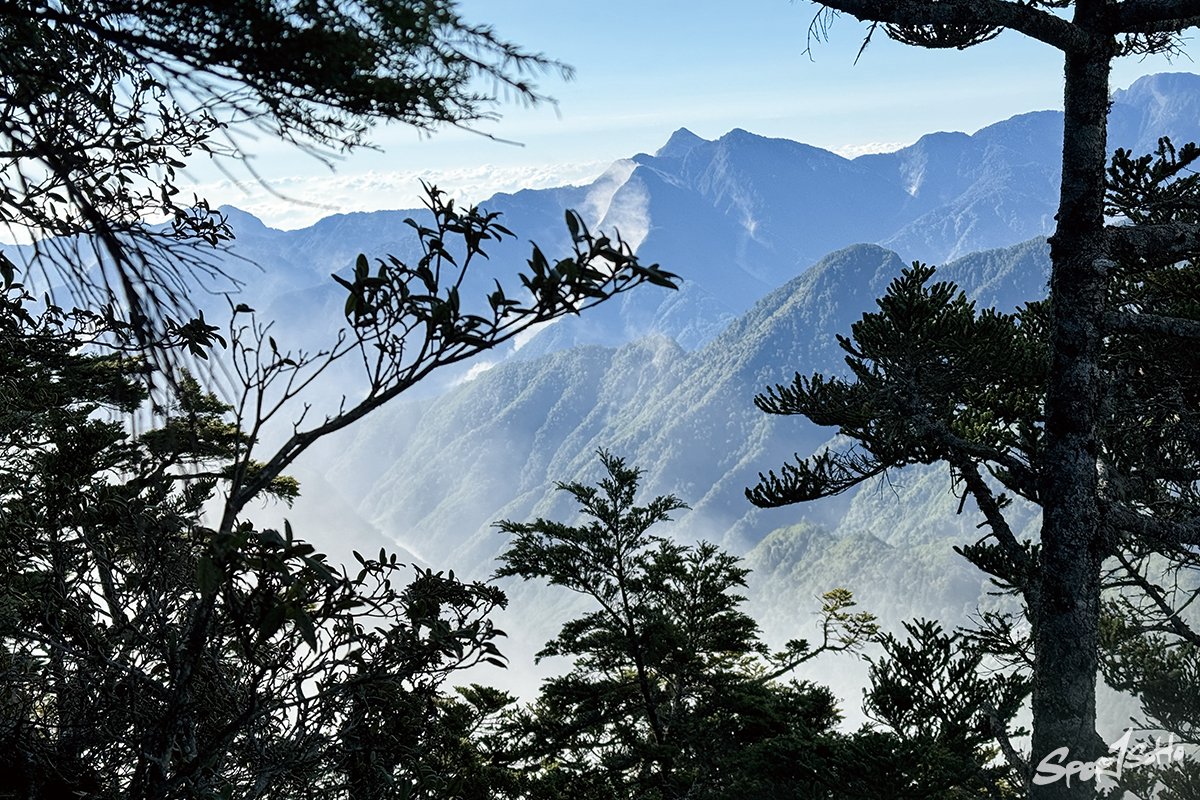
[320,238,1050,574]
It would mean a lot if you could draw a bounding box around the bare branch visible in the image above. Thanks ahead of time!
[1113,550,1200,646]
[950,456,1036,593]
[988,705,1031,793]
[1107,503,1200,548]
[220,192,678,531]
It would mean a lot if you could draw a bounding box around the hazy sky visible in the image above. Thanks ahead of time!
[182,2,1200,229]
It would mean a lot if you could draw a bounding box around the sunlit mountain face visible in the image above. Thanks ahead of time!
[209,74,1199,713]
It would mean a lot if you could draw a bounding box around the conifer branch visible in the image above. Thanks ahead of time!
[814,0,1093,52]
[1105,310,1200,340]
[1106,221,1200,268]
[1108,504,1200,548]
[1112,550,1200,646]
[1111,1,1200,33]
[949,457,1035,592]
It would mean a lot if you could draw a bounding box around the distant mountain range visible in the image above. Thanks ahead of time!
[213,73,1199,707]
[216,72,1200,359]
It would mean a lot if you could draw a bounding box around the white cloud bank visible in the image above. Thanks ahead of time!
[830,141,911,159]
[185,160,612,230]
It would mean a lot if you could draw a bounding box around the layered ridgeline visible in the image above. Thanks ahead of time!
[208,72,1200,359]
[292,237,1054,713]
[214,74,1196,705]
[314,238,1050,620]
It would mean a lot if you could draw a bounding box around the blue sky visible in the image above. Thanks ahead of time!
[183,2,1200,228]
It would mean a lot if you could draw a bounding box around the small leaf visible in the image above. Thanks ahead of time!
[293,611,318,649]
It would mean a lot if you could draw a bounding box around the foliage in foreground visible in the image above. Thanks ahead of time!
[0,283,509,799]
[748,140,1200,798]
[493,451,1024,799]
[0,0,566,326]
[0,282,1037,799]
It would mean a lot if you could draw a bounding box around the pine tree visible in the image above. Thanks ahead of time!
[748,130,1200,799]
[495,451,872,799]
[768,7,1200,798]
[496,452,1029,798]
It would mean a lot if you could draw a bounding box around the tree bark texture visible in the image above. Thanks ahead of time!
[809,3,1200,797]
[1031,6,1113,796]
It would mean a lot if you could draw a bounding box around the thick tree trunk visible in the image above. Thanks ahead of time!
[1030,5,1112,799]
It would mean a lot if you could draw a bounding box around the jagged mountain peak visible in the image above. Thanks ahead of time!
[719,127,766,143]
[970,109,1064,157]
[884,129,972,158]
[218,204,271,234]
[712,127,848,163]
[208,72,1200,364]
[740,243,908,335]
[656,127,708,158]
[1110,71,1200,155]
[1113,71,1200,104]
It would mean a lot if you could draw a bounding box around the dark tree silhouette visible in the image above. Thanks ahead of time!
[0,0,566,332]
[751,141,1200,800]
[0,5,683,797]
[749,5,1200,798]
